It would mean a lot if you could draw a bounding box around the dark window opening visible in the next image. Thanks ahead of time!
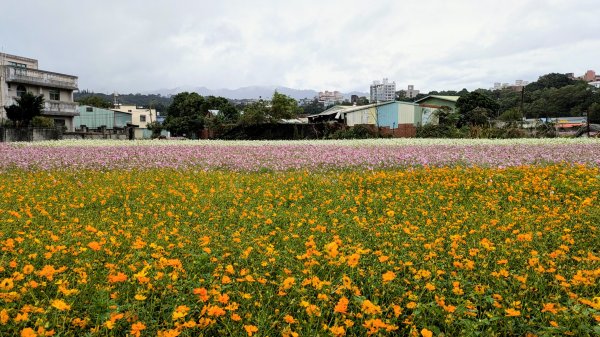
[16,85,26,97]
[49,89,60,101]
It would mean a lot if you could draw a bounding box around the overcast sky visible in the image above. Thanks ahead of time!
[1,0,599,94]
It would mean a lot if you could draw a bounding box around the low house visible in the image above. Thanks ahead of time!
[74,105,132,130]
[112,104,157,139]
[309,101,422,137]
[414,95,460,125]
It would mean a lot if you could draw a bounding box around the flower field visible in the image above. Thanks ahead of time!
[1,139,599,336]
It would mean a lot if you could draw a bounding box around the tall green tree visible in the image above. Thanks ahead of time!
[238,92,300,125]
[5,92,45,127]
[456,92,499,126]
[270,91,301,121]
[588,102,600,124]
[163,92,206,137]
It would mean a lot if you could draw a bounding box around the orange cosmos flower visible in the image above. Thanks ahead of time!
[284,315,297,324]
[334,296,349,314]
[505,308,521,317]
[330,325,346,336]
[244,325,258,336]
[347,254,360,267]
[193,287,209,302]
[421,328,433,337]
[130,322,146,337]
[382,271,396,283]
[541,303,559,314]
[87,241,102,251]
[20,328,37,337]
[107,272,127,283]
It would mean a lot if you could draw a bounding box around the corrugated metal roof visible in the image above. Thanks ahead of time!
[414,95,460,103]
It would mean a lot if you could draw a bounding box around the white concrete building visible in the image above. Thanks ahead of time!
[370,78,396,102]
[112,104,157,139]
[0,53,79,130]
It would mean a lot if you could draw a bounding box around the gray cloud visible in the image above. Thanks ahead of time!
[1,0,598,94]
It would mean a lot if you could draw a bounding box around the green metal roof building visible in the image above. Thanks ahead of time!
[74,105,132,130]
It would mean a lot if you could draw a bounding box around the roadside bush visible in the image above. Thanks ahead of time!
[416,124,464,138]
[329,125,378,139]
[31,116,55,128]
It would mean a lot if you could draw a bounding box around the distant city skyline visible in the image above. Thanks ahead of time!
[1,0,598,94]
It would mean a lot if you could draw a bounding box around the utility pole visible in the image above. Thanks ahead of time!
[587,111,590,138]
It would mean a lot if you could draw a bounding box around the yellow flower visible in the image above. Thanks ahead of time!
[0,309,9,325]
[361,300,382,315]
[0,278,14,291]
[51,299,71,311]
[134,294,147,301]
[330,325,346,336]
[172,305,190,320]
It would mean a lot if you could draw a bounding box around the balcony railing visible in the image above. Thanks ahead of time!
[43,101,79,117]
[4,66,78,90]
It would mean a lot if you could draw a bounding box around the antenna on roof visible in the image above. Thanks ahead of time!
[113,91,119,108]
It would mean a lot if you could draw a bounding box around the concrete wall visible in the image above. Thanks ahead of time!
[0,127,60,142]
[62,132,129,140]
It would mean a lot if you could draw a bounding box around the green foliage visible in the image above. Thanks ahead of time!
[270,91,301,121]
[31,116,55,128]
[146,121,163,138]
[499,108,523,122]
[588,102,600,124]
[238,92,300,126]
[75,91,171,113]
[76,95,112,109]
[457,92,500,123]
[239,100,269,126]
[434,106,460,126]
[356,96,370,105]
[163,92,238,137]
[301,98,325,115]
[526,73,575,91]
[416,124,464,138]
[329,125,378,139]
[5,92,45,127]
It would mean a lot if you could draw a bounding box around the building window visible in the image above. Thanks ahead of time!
[49,89,60,101]
[16,85,26,97]
[140,115,146,122]
[53,119,65,127]
[8,61,27,68]
[86,107,93,112]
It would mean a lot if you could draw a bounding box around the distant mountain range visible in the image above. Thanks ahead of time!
[145,85,368,100]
